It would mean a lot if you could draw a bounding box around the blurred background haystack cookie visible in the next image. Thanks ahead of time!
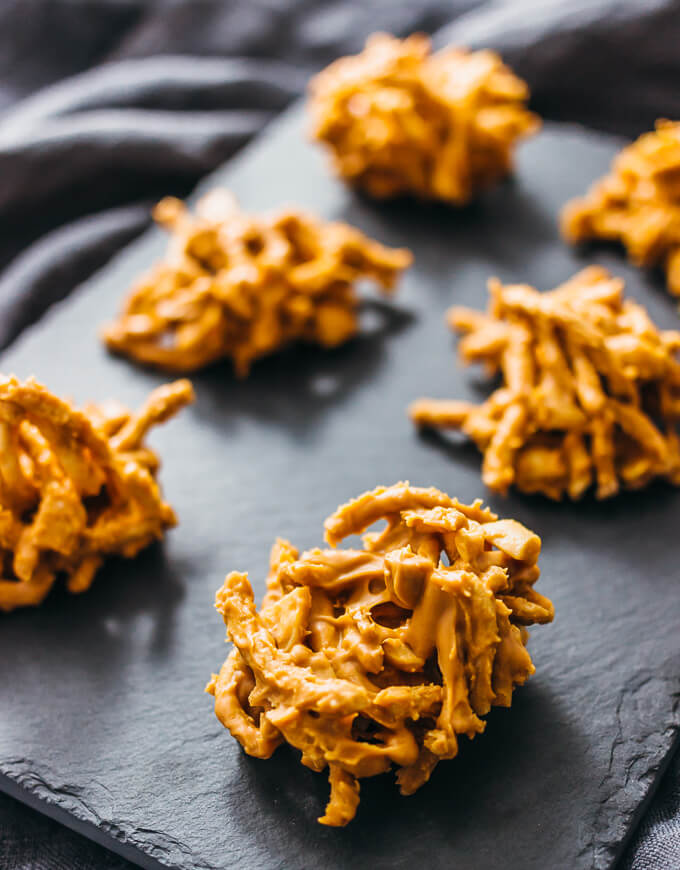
[309,33,539,204]
[562,120,680,297]
[103,190,412,375]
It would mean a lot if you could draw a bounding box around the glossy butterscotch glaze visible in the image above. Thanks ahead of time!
[411,266,680,499]
[0,376,193,610]
[309,33,539,204]
[103,190,411,375]
[207,483,553,825]
[562,120,680,297]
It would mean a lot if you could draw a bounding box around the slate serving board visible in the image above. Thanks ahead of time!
[1,104,679,870]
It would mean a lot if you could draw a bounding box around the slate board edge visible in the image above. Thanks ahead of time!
[613,727,680,867]
[1,102,676,870]
[0,770,164,870]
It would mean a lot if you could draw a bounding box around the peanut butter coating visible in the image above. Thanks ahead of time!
[0,376,193,611]
[411,266,680,499]
[562,120,680,297]
[103,190,412,375]
[309,33,539,204]
[207,482,553,826]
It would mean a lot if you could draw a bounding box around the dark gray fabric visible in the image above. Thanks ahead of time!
[621,746,680,870]
[1,1,679,867]
[0,0,474,349]
[437,0,680,136]
[0,791,131,870]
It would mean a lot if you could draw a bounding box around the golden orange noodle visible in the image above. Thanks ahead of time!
[103,190,412,375]
[411,267,680,499]
[0,376,193,611]
[207,482,553,825]
[309,33,539,204]
[562,120,680,297]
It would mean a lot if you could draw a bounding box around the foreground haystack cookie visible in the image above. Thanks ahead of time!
[411,267,680,499]
[562,120,680,297]
[103,190,412,375]
[0,376,194,611]
[207,482,553,826]
[309,33,539,204]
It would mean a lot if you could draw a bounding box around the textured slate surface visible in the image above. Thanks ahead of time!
[1,106,679,870]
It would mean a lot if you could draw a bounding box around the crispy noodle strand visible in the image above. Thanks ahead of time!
[207,482,553,826]
[309,33,539,204]
[0,376,193,611]
[410,266,680,499]
[562,120,680,297]
[103,190,412,375]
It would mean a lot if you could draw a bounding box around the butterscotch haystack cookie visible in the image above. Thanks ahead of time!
[102,190,412,375]
[0,376,194,611]
[309,33,539,204]
[562,120,680,297]
[411,267,680,500]
[207,482,553,826]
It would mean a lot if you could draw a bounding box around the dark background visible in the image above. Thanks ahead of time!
[1,1,679,867]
